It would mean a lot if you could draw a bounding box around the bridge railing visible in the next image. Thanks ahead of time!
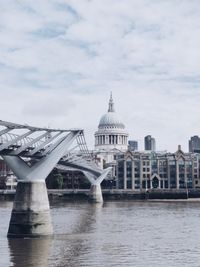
[0,132,45,149]
[0,120,85,159]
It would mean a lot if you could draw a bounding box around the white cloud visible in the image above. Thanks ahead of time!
[0,0,200,152]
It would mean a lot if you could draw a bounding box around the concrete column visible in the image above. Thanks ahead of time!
[184,162,187,188]
[119,136,121,144]
[124,160,127,189]
[176,160,179,189]
[140,158,143,190]
[7,180,53,238]
[158,178,161,189]
[167,159,170,189]
[132,161,135,190]
[106,135,109,145]
[157,160,160,176]
[116,162,119,189]
[89,184,103,203]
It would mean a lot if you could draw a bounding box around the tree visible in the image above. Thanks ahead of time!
[53,173,63,189]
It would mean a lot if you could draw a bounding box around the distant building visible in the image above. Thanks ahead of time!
[116,145,200,190]
[5,173,17,190]
[128,140,138,151]
[144,135,156,151]
[189,136,200,153]
[0,157,15,189]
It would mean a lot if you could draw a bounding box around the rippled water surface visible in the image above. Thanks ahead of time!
[1,200,200,267]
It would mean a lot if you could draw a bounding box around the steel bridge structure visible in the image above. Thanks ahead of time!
[0,120,111,237]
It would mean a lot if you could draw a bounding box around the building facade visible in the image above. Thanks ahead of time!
[116,145,200,190]
[144,135,156,151]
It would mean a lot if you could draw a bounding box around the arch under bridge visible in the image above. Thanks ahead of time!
[0,120,111,238]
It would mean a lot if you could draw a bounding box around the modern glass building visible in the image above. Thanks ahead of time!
[144,135,156,151]
[189,135,200,153]
[128,140,138,151]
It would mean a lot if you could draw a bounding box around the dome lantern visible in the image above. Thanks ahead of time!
[108,92,115,112]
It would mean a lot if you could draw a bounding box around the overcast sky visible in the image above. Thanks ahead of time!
[0,0,200,152]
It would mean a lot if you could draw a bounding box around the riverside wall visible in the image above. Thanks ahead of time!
[1,189,200,201]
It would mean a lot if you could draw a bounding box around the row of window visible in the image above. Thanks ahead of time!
[118,178,194,189]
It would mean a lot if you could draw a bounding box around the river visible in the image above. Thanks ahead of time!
[0,199,200,267]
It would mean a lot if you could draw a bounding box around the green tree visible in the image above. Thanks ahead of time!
[53,173,63,189]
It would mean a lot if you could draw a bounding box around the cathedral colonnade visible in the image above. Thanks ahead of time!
[95,134,128,146]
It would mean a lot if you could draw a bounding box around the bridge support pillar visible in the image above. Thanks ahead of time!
[84,167,112,204]
[89,184,103,203]
[7,180,53,238]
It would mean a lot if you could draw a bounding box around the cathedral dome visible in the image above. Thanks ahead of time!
[98,94,125,129]
[94,93,128,152]
[99,112,125,129]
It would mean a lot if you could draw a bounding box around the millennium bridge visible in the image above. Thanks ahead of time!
[0,120,111,238]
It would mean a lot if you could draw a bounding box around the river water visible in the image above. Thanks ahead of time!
[1,199,200,267]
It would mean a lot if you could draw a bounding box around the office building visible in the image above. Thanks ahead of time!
[189,135,200,153]
[144,135,156,151]
[128,140,138,151]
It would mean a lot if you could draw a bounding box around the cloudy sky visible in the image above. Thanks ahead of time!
[0,0,200,152]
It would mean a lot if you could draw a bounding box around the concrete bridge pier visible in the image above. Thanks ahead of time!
[84,167,112,203]
[8,180,52,238]
[89,183,103,203]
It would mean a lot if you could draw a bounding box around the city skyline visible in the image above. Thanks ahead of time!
[0,1,200,152]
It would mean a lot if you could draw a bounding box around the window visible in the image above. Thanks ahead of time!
[142,181,146,189]
[127,161,132,178]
